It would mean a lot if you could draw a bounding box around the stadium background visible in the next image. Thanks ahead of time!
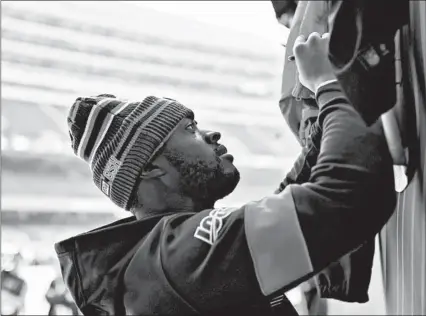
[1,1,385,314]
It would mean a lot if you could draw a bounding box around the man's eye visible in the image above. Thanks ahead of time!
[185,123,195,131]
[186,121,198,131]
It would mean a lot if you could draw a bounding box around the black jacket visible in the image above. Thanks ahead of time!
[55,83,395,315]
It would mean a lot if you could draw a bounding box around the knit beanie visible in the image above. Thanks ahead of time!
[67,94,194,211]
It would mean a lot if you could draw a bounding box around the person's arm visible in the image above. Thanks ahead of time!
[274,119,321,193]
[247,80,393,295]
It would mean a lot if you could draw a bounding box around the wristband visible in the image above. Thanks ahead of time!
[315,79,339,95]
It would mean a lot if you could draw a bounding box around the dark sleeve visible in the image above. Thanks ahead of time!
[245,82,395,296]
[274,119,321,193]
[129,82,395,309]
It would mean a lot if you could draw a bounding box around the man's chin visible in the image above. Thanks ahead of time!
[191,174,240,211]
[216,168,240,200]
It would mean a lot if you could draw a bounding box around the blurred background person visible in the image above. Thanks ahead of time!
[45,273,80,315]
[1,243,28,316]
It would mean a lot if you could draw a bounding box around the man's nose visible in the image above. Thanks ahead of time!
[202,130,221,144]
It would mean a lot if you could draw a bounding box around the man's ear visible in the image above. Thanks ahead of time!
[140,165,166,180]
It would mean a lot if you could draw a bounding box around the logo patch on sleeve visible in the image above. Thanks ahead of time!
[194,208,235,245]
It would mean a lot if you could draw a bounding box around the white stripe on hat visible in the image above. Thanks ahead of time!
[111,99,159,160]
[89,101,131,167]
[120,100,172,161]
[77,98,113,160]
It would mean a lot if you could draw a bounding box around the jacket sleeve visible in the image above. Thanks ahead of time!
[274,118,321,193]
[130,82,395,311]
[245,82,395,296]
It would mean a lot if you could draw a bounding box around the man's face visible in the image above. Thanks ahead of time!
[161,117,240,205]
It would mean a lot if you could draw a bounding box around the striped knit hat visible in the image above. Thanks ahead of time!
[67,94,194,211]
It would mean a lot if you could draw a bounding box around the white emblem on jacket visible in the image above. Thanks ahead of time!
[194,208,234,245]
